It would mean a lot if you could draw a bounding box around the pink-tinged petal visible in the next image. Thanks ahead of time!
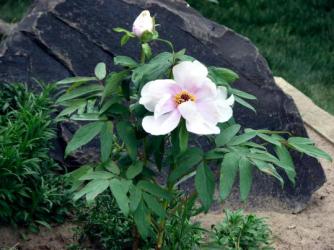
[172,60,208,91]
[194,78,217,101]
[217,105,233,123]
[178,101,220,135]
[139,79,179,112]
[132,10,154,37]
[196,100,220,124]
[154,94,176,119]
[142,110,181,135]
[217,86,228,100]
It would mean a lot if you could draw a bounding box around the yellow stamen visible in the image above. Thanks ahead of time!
[174,90,196,105]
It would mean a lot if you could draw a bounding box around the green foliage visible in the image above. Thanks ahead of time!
[187,0,334,115]
[208,210,273,250]
[0,83,72,229]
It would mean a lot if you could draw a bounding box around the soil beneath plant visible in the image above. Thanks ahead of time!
[198,125,334,250]
[0,125,333,250]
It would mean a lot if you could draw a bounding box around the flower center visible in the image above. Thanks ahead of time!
[174,90,196,105]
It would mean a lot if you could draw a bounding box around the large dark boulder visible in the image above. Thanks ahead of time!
[0,0,325,212]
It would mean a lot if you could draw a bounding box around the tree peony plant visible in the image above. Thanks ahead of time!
[55,10,332,249]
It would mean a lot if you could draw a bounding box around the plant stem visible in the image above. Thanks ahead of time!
[132,225,140,250]
[140,46,146,64]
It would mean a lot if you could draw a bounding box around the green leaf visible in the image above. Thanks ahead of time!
[142,43,152,60]
[288,137,314,145]
[274,145,296,184]
[235,96,256,113]
[94,62,107,80]
[114,56,138,68]
[65,121,104,157]
[56,84,103,103]
[229,88,257,100]
[56,76,96,85]
[70,113,107,121]
[132,52,173,89]
[208,67,239,85]
[133,199,150,238]
[228,131,257,146]
[100,121,114,162]
[121,34,130,46]
[178,121,189,153]
[129,186,142,212]
[56,99,87,120]
[143,193,166,218]
[258,133,282,146]
[252,159,284,186]
[239,157,253,201]
[116,121,138,161]
[195,163,215,211]
[73,179,109,201]
[79,171,114,180]
[169,147,203,184]
[289,142,332,161]
[104,161,120,175]
[102,71,128,102]
[205,149,225,160]
[138,180,172,200]
[126,162,144,179]
[109,178,131,215]
[220,152,240,200]
[67,165,93,183]
[215,124,241,146]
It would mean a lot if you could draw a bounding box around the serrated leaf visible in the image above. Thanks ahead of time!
[95,62,107,80]
[239,157,253,201]
[65,121,104,157]
[100,121,114,162]
[215,124,241,146]
[220,152,240,200]
[195,163,215,211]
[116,121,138,160]
[126,162,143,179]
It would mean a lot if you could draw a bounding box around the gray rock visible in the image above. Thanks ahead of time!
[0,0,325,212]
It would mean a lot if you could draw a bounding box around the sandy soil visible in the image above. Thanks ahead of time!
[198,125,334,250]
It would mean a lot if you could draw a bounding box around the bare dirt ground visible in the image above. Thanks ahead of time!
[199,125,334,250]
[0,126,333,250]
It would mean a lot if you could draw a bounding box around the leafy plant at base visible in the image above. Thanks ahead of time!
[0,83,72,230]
[207,209,273,250]
[55,10,332,249]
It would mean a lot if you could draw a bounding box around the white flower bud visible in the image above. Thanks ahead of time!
[132,10,154,38]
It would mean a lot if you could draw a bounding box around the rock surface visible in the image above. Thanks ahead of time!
[0,0,325,212]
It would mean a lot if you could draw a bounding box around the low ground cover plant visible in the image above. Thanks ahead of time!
[56,10,331,249]
[0,83,72,230]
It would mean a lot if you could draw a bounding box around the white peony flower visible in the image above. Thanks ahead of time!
[132,10,154,38]
[139,60,234,135]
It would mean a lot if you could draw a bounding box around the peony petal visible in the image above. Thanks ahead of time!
[154,94,176,119]
[132,10,154,37]
[217,105,233,123]
[196,100,220,124]
[178,101,220,135]
[142,110,181,135]
[139,79,179,112]
[194,78,217,101]
[172,60,208,92]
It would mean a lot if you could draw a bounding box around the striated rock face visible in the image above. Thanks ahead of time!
[0,0,325,212]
